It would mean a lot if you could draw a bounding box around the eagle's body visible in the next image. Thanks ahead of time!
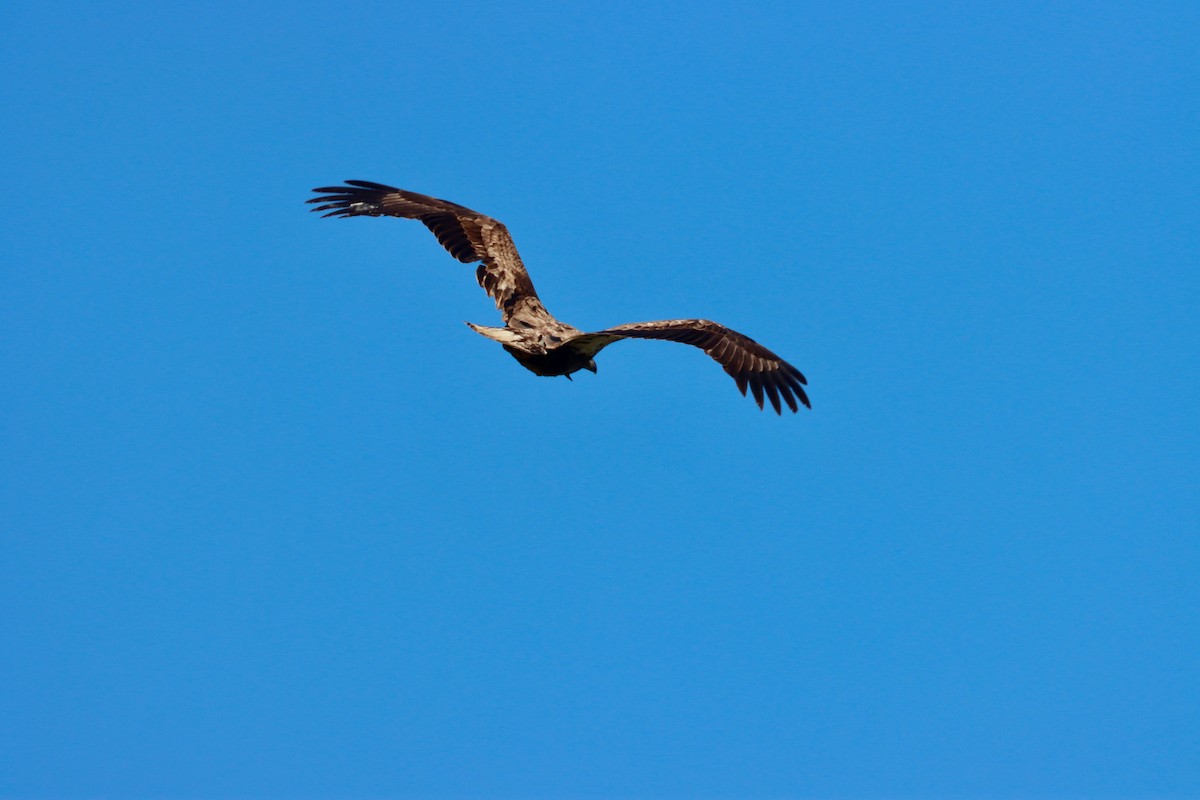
[463,321,593,377]
[308,180,810,413]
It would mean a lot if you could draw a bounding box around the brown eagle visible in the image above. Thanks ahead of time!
[308,181,809,413]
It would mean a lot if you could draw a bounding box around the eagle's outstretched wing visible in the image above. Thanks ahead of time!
[567,320,809,414]
[307,180,551,326]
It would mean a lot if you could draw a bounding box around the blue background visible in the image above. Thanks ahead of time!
[2,2,1197,797]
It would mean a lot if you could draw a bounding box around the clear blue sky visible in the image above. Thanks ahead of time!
[2,2,1197,797]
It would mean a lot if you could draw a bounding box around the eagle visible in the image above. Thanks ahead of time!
[307,181,810,414]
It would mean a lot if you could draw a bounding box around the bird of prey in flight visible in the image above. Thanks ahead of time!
[307,181,810,414]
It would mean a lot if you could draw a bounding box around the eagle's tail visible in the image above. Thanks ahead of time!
[465,322,523,345]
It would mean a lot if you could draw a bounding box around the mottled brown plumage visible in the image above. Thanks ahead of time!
[308,180,809,413]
